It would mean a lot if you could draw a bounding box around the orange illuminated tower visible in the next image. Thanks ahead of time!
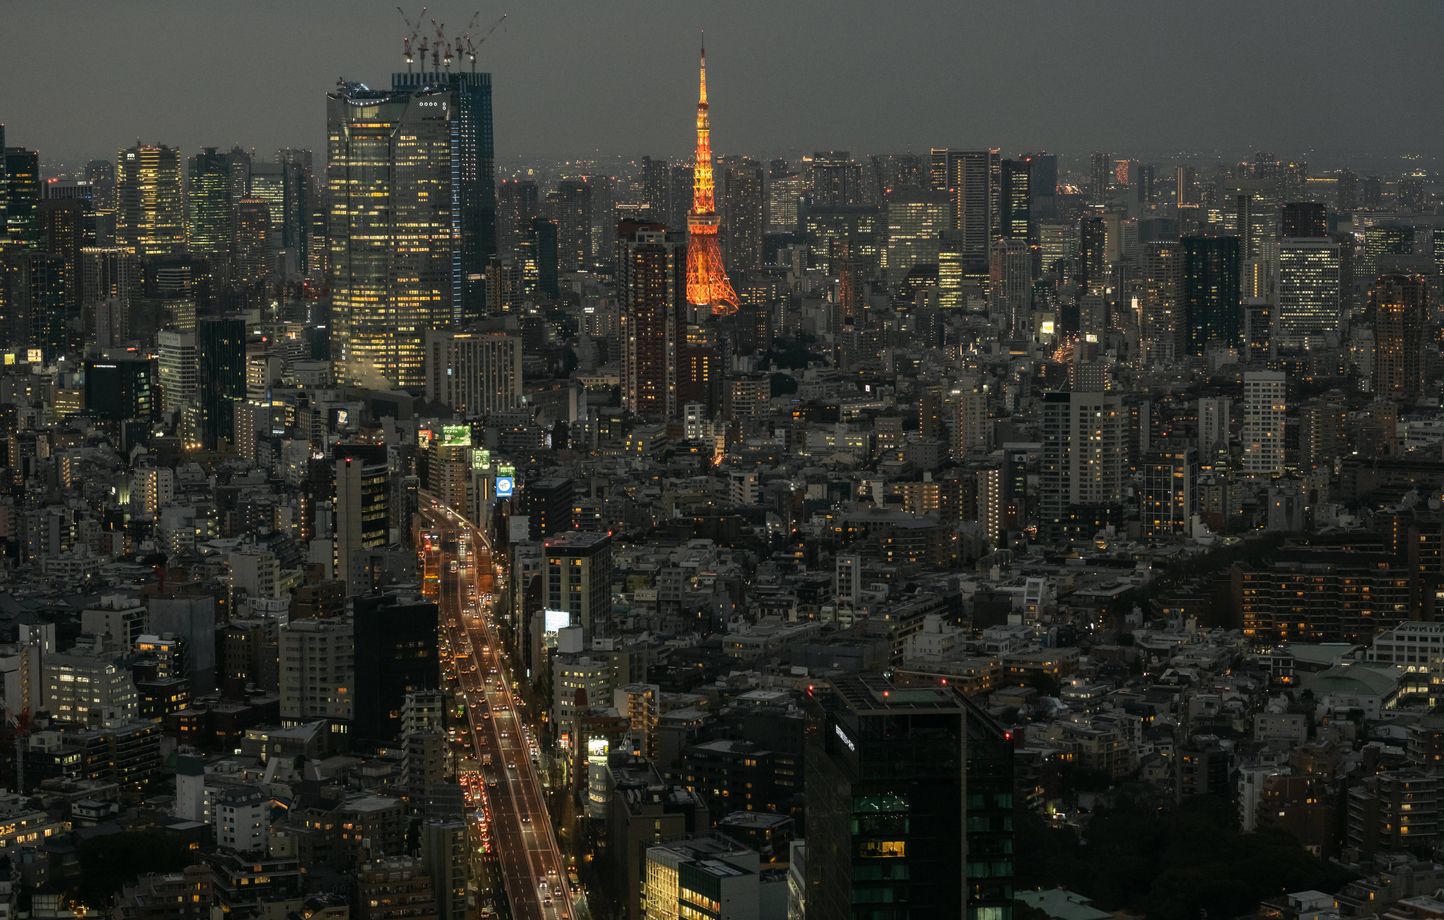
[686,38,740,314]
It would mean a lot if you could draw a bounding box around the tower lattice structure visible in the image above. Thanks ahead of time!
[685,41,739,314]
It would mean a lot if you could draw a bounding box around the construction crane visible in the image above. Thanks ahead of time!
[428,15,448,70]
[461,13,506,72]
[398,5,427,71]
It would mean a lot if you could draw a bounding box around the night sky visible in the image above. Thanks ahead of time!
[3,0,1442,164]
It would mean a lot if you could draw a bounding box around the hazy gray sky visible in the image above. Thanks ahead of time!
[3,0,1442,166]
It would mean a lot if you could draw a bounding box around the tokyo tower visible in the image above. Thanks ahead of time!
[685,38,740,314]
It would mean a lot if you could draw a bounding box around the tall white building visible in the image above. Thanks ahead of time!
[1276,238,1341,349]
[423,328,523,418]
[1242,370,1287,475]
[156,328,198,415]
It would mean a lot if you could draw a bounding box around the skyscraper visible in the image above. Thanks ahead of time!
[930,147,999,273]
[1276,238,1341,349]
[12,253,68,359]
[619,222,686,420]
[327,82,454,388]
[640,156,671,223]
[1181,235,1241,355]
[275,147,317,272]
[1140,241,1182,364]
[197,316,246,450]
[233,198,272,289]
[989,238,1032,336]
[1242,370,1287,476]
[810,151,862,208]
[495,178,539,258]
[803,675,971,919]
[187,148,236,287]
[1041,387,1125,543]
[554,179,593,272]
[334,442,390,593]
[685,42,740,314]
[719,155,764,274]
[82,246,139,348]
[36,198,86,352]
[156,328,198,416]
[392,69,496,316]
[999,157,1033,243]
[4,145,40,250]
[1280,201,1327,238]
[116,143,185,258]
[882,189,948,283]
[526,216,560,299]
[1371,273,1429,399]
[352,592,439,744]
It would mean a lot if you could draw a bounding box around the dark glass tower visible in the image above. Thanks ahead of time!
[804,675,972,919]
[4,147,40,249]
[965,698,1016,920]
[197,316,246,450]
[1181,235,1242,355]
[83,356,154,422]
[352,592,439,744]
[392,70,497,320]
[999,157,1032,243]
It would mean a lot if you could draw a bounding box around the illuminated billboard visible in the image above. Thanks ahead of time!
[543,608,570,633]
[440,424,472,447]
[495,476,514,498]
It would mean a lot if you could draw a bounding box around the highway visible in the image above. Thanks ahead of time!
[423,500,575,920]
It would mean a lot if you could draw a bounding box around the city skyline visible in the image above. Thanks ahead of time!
[4,4,1444,919]
[3,1,1444,166]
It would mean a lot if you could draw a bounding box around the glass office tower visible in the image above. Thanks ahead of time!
[392,70,496,319]
[327,82,455,389]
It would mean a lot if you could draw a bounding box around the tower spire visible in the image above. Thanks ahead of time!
[685,36,739,314]
[698,34,707,106]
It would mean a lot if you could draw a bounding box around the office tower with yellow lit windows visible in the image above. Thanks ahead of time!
[393,69,496,316]
[116,143,185,258]
[1276,237,1341,349]
[327,83,454,389]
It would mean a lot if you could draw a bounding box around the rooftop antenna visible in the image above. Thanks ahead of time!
[397,5,426,72]
[460,13,507,72]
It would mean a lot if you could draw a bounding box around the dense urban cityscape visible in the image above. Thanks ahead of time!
[1,3,1444,919]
